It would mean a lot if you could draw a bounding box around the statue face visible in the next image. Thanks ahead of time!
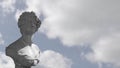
[20,17,38,35]
[18,12,41,35]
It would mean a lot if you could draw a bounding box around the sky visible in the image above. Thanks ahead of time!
[0,0,120,68]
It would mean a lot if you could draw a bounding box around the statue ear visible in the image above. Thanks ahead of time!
[36,18,41,28]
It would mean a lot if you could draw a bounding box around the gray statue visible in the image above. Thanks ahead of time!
[5,12,41,68]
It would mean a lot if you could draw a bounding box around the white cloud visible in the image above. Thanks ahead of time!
[15,9,25,21]
[0,52,15,68]
[34,50,72,68]
[25,0,42,16]
[40,0,120,46]
[15,0,42,19]
[0,33,4,45]
[85,33,120,67]
[0,0,16,13]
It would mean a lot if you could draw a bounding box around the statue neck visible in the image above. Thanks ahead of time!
[21,35,33,45]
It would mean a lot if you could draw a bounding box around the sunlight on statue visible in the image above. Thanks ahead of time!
[5,12,41,68]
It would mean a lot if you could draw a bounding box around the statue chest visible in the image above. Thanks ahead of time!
[18,44,40,60]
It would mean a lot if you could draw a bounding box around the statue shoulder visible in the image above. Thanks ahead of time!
[6,38,23,50]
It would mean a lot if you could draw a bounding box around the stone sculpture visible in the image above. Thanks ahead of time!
[5,12,41,68]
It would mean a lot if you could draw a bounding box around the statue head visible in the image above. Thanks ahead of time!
[18,12,41,35]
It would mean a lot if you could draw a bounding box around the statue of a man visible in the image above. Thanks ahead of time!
[5,12,41,68]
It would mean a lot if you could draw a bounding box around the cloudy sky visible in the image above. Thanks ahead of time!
[0,0,120,68]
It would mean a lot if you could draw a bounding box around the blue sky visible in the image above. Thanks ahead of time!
[0,0,120,68]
